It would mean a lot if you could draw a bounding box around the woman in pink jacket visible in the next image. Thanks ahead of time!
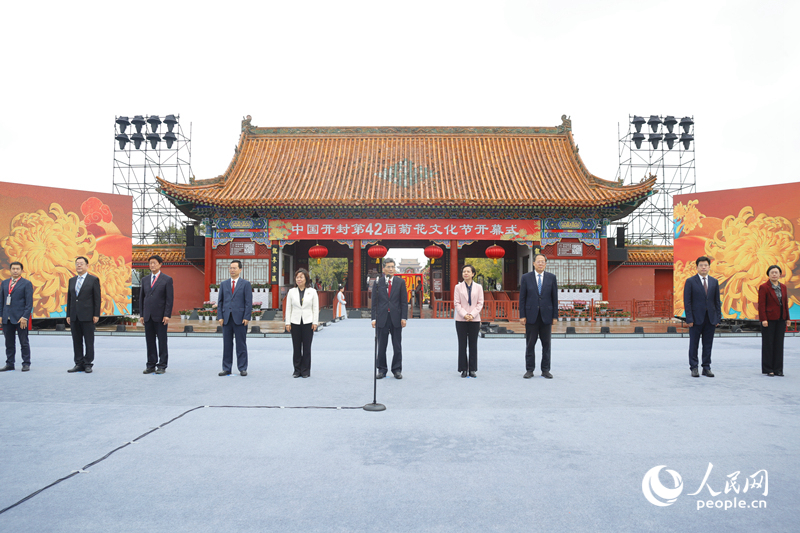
[454,264,484,378]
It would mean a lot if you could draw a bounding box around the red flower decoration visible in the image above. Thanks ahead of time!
[81,197,113,225]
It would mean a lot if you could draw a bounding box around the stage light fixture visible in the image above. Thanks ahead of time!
[647,115,662,132]
[631,115,646,133]
[131,115,146,134]
[664,133,677,149]
[131,132,145,149]
[116,116,130,133]
[679,116,694,133]
[146,133,160,149]
[115,133,129,149]
[632,132,645,149]
[680,133,693,149]
[663,116,677,133]
[164,114,178,132]
[648,133,662,149]
[163,131,177,148]
[147,115,162,132]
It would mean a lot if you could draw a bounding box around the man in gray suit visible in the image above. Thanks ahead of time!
[217,260,252,376]
[0,261,34,372]
[519,253,559,379]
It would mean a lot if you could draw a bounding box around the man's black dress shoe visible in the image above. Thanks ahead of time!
[301,372,309,378]
[702,368,714,378]
[84,366,92,374]
[376,372,386,379]
[541,370,553,379]
[21,365,30,372]
[461,371,468,378]
[68,365,83,373]
[143,368,155,374]
[393,372,402,379]
[240,371,247,376]
[523,371,534,379]
[0,364,15,372]
[155,368,166,375]
[293,371,301,378]
[469,371,476,378]
[219,371,231,376]
[776,371,784,377]
[691,368,699,378]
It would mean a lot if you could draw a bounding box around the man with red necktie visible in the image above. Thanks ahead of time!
[683,255,722,378]
[216,260,252,376]
[371,259,408,379]
[139,255,174,374]
[0,261,34,372]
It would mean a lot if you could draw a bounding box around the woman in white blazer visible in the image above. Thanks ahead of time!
[454,264,484,378]
[285,268,320,378]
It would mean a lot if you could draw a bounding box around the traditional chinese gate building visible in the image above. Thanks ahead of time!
[158,116,656,312]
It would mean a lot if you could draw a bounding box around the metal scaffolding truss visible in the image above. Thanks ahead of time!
[615,115,696,245]
[112,115,193,245]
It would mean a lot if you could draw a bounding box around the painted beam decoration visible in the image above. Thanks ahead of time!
[268,219,541,242]
[541,218,602,249]
[0,181,133,318]
[673,183,800,321]
[212,218,269,248]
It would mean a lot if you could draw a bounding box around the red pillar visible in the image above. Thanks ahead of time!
[353,239,362,309]
[204,234,214,301]
[271,240,280,309]
[449,240,459,298]
[598,238,609,300]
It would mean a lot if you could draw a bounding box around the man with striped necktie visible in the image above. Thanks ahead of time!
[66,256,102,373]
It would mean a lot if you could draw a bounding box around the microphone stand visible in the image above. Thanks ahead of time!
[363,323,386,411]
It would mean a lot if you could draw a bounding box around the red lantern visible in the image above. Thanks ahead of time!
[308,244,328,264]
[424,245,444,265]
[368,244,387,264]
[485,244,505,264]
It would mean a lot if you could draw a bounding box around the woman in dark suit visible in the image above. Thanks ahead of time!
[757,265,790,376]
[285,268,319,378]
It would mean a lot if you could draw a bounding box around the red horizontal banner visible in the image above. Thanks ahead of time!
[269,219,540,241]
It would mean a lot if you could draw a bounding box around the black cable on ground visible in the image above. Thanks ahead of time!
[0,404,362,515]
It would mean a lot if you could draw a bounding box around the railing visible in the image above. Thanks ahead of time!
[430,298,674,321]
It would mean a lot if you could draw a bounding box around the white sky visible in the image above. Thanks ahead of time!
[2,0,797,202]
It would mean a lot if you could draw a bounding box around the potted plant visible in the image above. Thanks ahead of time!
[252,310,262,321]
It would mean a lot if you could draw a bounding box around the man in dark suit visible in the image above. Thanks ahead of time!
[66,256,102,373]
[217,260,252,376]
[0,261,33,372]
[371,259,408,379]
[139,255,173,374]
[519,253,559,379]
[683,255,722,377]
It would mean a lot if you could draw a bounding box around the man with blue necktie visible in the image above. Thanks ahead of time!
[519,253,559,379]
[683,256,722,377]
[66,256,102,373]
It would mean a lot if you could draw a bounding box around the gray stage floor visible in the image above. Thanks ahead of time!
[1,320,797,533]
